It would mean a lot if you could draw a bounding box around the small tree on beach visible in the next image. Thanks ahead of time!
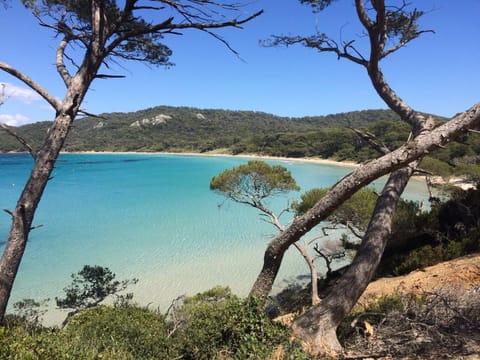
[56,265,137,327]
[249,1,480,356]
[211,160,326,305]
[0,0,262,322]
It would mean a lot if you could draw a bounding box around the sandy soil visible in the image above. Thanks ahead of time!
[359,252,480,305]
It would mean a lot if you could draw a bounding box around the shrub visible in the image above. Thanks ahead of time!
[0,318,64,359]
[392,245,444,275]
[59,305,171,359]
[169,286,304,359]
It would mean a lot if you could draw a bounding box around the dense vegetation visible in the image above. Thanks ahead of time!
[3,106,479,180]
[0,107,401,153]
[1,287,305,359]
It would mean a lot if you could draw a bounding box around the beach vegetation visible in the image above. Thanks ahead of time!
[56,265,138,327]
[0,287,305,359]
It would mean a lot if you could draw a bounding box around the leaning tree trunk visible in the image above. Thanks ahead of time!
[249,102,480,303]
[291,165,414,357]
[0,81,89,321]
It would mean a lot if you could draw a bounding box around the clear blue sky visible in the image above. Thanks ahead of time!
[1,0,479,126]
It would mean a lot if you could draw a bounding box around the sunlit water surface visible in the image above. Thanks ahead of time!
[0,153,429,324]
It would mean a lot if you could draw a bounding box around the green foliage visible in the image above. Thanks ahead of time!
[391,245,444,275]
[0,305,171,359]
[22,0,173,67]
[210,160,300,206]
[60,305,171,359]
[0,319,59,359]
[56,265,138,310]
[169,287,303,359]
[363,294,407,314]
[294,187,378,231]
[378,188,480,277]
[293,188,328,216]
[0,107,405,154]
[420,156,452,177]
[0,287,305,359]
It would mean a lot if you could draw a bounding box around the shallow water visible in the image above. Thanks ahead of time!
[0,153,429,324]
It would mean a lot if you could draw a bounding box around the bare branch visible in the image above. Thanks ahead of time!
[94,74,126,79]
[77,109,107,119]
[349,127,391,155]
[0,62,61,112]
[383,29,435,58]
[0,123,36,158]
[413,168,434,176]
[266,35,367,66]
[105,10,263,58]
[56,36,72,87]
[346,222,364,239]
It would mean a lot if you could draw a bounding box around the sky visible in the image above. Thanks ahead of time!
[1,0,479,126]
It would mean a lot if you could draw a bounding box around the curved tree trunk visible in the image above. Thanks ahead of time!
[292,165,414,357]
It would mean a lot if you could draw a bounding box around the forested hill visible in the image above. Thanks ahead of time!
[0,106,402,155]
[3,105,479,179]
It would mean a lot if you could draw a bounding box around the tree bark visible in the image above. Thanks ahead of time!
[293,242,320,305]
[291,165,414,357]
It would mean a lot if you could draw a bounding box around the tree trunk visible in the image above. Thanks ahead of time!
[0,112,75,320]
[0,77,89,321]
[292,166,414,357]
[293,243,320,305]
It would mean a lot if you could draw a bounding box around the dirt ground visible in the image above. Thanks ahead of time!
[348,253,480,359]
[275,253,480,359]
[359,253,480,305]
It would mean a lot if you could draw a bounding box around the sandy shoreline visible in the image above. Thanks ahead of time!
[62,150,361,168]
[63,151,480,189]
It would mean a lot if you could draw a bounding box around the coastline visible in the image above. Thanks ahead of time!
[63,151,480,189]
[62,150,361,169]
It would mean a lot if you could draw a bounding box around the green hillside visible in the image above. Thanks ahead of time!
[2,105,479,181]
[0,106,401,154]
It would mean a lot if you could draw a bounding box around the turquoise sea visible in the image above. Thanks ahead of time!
[0,153,429,324]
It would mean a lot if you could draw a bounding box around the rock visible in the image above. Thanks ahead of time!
[130,114,172,127]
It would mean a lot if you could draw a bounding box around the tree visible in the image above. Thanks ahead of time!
[211,161,378,306]
[210,161,326,305]
[249,1,480,356]
[294,187,378,277]
[0,0,262,322]
[56,265,137,326]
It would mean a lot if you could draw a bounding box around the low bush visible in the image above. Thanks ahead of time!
[168,286,304,359]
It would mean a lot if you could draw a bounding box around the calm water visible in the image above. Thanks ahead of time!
[0,153,429,323]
